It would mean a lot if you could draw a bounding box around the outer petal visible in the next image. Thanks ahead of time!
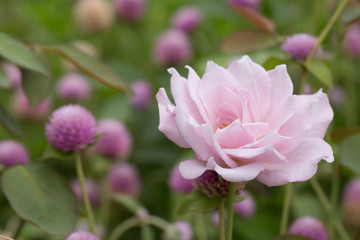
[267,65,293,110]
[156,88,190,148]
[179,159,207,179]
[256,137,334,187]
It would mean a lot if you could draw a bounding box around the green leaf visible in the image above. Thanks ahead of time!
[341,6,360,24]
[0,103,23,137]
[40,45,131,95]
[262,57,287,71]
[339,133,360,175]
[40,144,74,162]
[220,29,277,54]
[113,194,144,215]
[176,190,222,215]
[1,163,78,236]
[0,32,49,75]
[22,69,53,106]
[273,234,312,240]
[304,61,333,88]
[0,69,11,89]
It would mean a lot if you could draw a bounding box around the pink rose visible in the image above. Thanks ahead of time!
[156,56,334,186]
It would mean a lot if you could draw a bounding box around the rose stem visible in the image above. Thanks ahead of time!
[226,182,236,240]
[279,183,292,234]
[75,150,96,233]
[219,199,226,240]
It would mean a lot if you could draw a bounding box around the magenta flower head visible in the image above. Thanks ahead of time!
[233,190,256,218]
[171,7,203,33]
[57,73,91,102]
[45,104,96,152]
[108,163,141,197]
[342,178,360,227]
[11,90,52,121]
[169,164,194,194]
[288,217,329,240]
[153,29,192,67]
[2,63,21,89]
[342,23,360,58]
[281,33,322,60]
[70,178,100,207]
[93,119,132,159]
[0,140,29,167]
[156,56,334,186]
[164,221,193,240]
[130,80,153,110]
[227,0,260,9]
[66,230,100,240]
[114,0,146,22]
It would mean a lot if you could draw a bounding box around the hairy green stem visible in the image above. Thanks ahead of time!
[280,183,293,234]
[75,151,96,233]
[219,200,226,240]
[226,182,236,240]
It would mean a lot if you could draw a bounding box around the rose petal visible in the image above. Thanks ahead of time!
[179,159,207,179]
[215,120,254,149]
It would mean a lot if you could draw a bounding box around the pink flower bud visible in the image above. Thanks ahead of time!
[227,0,260,9]
[66,230,100,240]
[108,163,141,197]
[329,86,345,106]
[288,217,329,240]
[0,140,29,167]
[114,0,146,22]
[171,7,203,33]
[174,221,192,240]
[169,164,194,194]
[153,29,192,67]
[211,211,220,226]
[342,178,360,227]
[130,80,153,110]
[342,23,360,58]
[93,119,132,159]
[57,73,91,101]
[45,104,96,152]
[281,33,322,60]
[2,63,21,89]
[11,90,52,121]
[70,179,100,207]
[233,190,256,219]
[304,83,312,94]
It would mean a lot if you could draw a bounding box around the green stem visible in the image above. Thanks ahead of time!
[280,183,292,234]
[75,151,96,233]
[108,217,140,240]
[226,182,236,240]
[99,179,111,239]
[195,213,207,240]
[307,0,350,60]
[329,158,340,240]
[219,200,226,240]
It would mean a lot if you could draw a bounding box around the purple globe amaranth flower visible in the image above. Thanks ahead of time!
[342,23,360,58]
[45,104,96,152]
[194,170,246,198]
[342,178,360,227]
[288,217,329,240]
[153,29,192,67]
[169,164,194,194]
[130,80,153,110]
[233,190,256,219]
[11,90,52,121]
[329,86,345,106]
[71,178,100,207]
[164,221,193,240]
[2,63,21,89]
[93,119,132,159]
[281,33,322,60]
[0,140,29,167]
[57,73,91,102]
[304,83,312,94]
[227,0,260,9]
[171,7,203,33]
[114,0,146,22]
[108,163,141,197]
[66,230,100,240]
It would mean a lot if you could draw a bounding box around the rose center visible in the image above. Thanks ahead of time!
[219,123,229,129]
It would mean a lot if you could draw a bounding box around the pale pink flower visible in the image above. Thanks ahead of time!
[156,56,333,186]
[288,217,329,240]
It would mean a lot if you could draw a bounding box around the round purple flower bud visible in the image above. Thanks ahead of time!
[93,119,132,159]
[304,83,312,94]
[57,73,91,102]
[108,163,141,197]
[227,0,260,9]
[329,86,345,106]
[70,178,100,207]
[11,90,52,121]
[130,80,153,110]
[194,170,245,198]
[211,211,220,226]
[66,230,100,240]
[174,221,192,240]
[114,0,146,22]
[342,23,360,58]
[288,217,329,240]
[0,140,29,167]
[171,7,203,33]
[169,164,194,194]
[45,104,96,152]
[153,29,192,67]
[281,33,322,60]
[342,178,360,227]
[2,63,21,89]
[233,190,256,219]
